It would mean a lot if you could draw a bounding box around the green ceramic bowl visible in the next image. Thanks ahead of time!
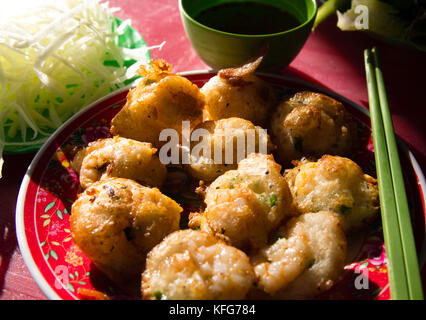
[179,0,317,71]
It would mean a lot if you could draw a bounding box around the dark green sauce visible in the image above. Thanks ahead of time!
[194,2,301,35]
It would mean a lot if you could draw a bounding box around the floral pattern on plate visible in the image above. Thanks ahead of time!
[17,72,425,300]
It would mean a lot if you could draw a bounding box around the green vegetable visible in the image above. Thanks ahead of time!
[153,290,163,300]
[258,193,278,207]
[258,194,268,205]
[269,194,278,207]
[314,0,351,29]
[228,174,241,189]
[337,0,407,39]
[0,0,152,177]
[315,0,426,52]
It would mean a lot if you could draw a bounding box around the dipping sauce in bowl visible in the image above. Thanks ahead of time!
[193,2,301,35]
[179,0,317,71]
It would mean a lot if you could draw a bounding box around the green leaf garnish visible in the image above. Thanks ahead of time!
[154,290,163,300]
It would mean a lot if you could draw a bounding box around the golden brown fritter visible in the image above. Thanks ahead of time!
[71,136,166,189]
[251,211,346,299]
[110,60,205,148]
[270,91,357,166]
[186,117,273,182]
[284,155,379,233]
[70,178,182,292]
[190,153,294,251]
[141,229,255,300]
[200,58,277,126]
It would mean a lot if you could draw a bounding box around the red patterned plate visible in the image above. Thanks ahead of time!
[16,71,426,300]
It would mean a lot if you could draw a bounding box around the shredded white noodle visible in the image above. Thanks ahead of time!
[0,0,152,177]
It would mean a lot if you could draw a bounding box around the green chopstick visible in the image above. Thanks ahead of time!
[371,48,424,300]
[364,48,408,299]
[364,48,424,300]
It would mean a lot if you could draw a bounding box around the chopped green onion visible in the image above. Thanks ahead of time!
[154,290,163,300]
[269,194,278,207]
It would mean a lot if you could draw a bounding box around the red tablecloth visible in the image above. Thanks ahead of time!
[0,0,425,300]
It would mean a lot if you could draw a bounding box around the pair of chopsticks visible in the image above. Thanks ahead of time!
[364,47,424,300]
